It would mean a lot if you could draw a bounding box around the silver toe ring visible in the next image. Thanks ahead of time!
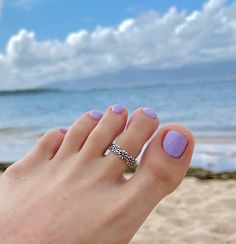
[108,143,137,168]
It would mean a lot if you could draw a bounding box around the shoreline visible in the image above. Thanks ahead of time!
[0,163,235,180]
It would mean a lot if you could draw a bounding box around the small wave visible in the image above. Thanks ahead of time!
[0,126,44,141]
[0,125,39,132]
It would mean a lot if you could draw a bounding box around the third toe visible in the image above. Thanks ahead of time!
[80,105,128,158]
[55,110,103,159]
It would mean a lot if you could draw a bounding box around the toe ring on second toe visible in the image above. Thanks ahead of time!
[108,143,137,168]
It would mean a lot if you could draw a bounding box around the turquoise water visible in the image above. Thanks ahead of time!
[0,81,236,171]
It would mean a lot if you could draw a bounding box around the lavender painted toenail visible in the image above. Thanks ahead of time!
[90,110,103,121]
[112,104,124,114]
[162,130,187,158]
[59,128,68,134]
[143,107,158,119]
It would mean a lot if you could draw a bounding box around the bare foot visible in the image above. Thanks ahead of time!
[0,105,194,244]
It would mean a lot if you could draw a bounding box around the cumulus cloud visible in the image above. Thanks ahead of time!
[0,0,236,89]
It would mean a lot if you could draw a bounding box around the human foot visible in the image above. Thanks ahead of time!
[0,106,194,244]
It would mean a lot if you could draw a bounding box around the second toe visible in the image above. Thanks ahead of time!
[104,108,159,178]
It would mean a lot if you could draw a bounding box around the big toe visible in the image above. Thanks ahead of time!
[127,124,195,210]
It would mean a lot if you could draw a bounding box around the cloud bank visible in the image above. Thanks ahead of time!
[0,0,236,89]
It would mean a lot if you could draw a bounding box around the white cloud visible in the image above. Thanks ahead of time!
[0,0,3,14]
[204,0,225,11]
[0,0,236,89]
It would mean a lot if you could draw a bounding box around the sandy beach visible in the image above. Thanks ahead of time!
[131,177,236,244]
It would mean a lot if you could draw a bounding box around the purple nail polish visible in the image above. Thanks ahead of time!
[90,110,103,121]
[143,107,158,119]
[112,104,124,114]
[162,130,187,158]
[59,128,67,134]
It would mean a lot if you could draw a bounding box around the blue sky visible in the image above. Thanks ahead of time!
[0,0,210,51]
[0,0,236,89]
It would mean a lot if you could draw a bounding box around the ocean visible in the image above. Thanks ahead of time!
[0,80,236,172]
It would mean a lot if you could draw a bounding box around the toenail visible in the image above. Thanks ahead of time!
[59,128,68,134]
[142,107,158,119]
[162,130,187,158]
[112,104,124,114]
[90,110,103,121]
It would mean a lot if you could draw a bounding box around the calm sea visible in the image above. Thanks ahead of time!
[0,81,236,172]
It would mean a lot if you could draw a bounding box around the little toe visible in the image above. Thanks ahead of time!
[32,128,67,160]
[7,128,67,175]
[55,110,103,158]
[105,108,159,177]
[3,128,67,179]
[80,104,128,158]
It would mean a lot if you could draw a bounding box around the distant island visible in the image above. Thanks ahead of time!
[0,59,235,92]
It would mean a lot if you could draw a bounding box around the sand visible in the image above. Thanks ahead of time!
[131,178,236,244]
